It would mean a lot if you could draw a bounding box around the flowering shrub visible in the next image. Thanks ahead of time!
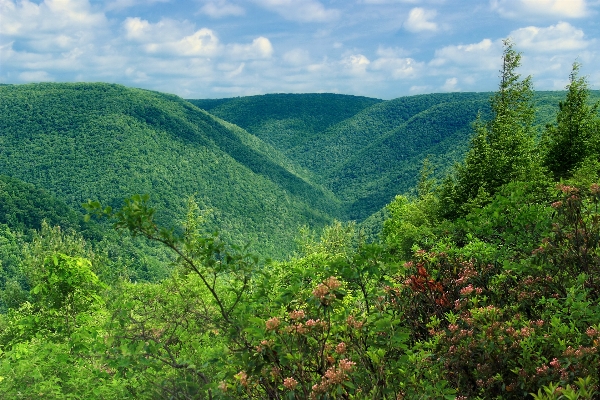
[231,275,423,399]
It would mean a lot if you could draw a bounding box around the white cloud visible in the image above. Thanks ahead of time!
[404,7,438,32]
[342,54,370,74]
[18,70,54,81]
[105,0,170,11]
[170,29,221,57]
[123,18,220,56]
[0,0,109,78]
[199,1,245,18]
[371,54,421,79]
[218,62,245,78]
[430,38,501,70]
[510,22,589,53]
[123,17,152,40]
[1,0,107,36]
[227,37,273,59]
[491,0,588,19]
[122,17,273,59]
[1,0,598,100]
[252,0,340,22]
[361,0,419,3]
[441,77,458,91]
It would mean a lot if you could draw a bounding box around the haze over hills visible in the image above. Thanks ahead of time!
[2,82,599,258]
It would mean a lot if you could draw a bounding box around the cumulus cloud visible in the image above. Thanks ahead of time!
[371,51,421,79]
[199,1,245,18]
[491,0,588,19]
[430,38,501,70]
[510,22,589,52]
[0,0,110,79]
[1,0,107,37]
[404,7,438,33]
[122,17,273,59]
[168,29,221,57]
[105,0,170,11]
[342,54,370,74]
[441,77,459,91]
[2,0,599,100]
[227,37,273,59]
[252,0,340,22]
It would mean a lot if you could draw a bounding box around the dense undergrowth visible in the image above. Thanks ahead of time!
[1,41,600,399]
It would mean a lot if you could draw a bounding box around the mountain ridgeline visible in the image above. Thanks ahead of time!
[1,83,599,258]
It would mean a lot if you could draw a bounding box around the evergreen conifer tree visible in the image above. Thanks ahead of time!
[442,39,537,218]
[543,62,600,179]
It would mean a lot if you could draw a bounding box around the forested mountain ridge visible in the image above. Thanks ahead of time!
[0,83,339,258]
[297,94,493,218]
[3,83,599,258]
[4,48,600,399]
[191,91,600,219]
[188,93,382,153]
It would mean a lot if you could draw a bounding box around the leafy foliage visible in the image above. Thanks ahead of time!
[543,63,600,179]
[3,48,600,400]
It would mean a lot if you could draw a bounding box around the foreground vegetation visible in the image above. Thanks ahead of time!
[1,41,600,398]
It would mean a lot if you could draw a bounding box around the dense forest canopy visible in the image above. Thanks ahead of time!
[2,41,600,399]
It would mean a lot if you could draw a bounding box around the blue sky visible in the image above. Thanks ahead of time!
[1,0,599,99]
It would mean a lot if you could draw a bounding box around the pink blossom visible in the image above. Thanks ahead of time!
[335,342,347,354]
[283,377,298,390]
[265,317,280,331]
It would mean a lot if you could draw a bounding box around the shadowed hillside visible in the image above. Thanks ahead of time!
[188,93,382,153]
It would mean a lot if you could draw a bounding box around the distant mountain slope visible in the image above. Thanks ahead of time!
[0,83,340,258]
[188,93,382,152]
[4,85,598,260]
[288,93,491,176]
[193,91,599,221]
[336,99,491,218]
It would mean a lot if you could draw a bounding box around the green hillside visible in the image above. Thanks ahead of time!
[3,83,598,259]
[188,93,382,152]
[0,174,83,233]
[5,50,600,400]
[328,96,492,218]
[0,83,340,258]
[194,91,600,220]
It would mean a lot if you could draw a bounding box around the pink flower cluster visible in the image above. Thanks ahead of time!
[312,276,342,305]
[309,359,356,399]
[459,284,483,296]
[265,317,280,331]
[557,183,578,194]
[235,371,248,387]
[346,315,364,330]
[289,310,306,320]
[335,342,347,354]
[283,377,298,390]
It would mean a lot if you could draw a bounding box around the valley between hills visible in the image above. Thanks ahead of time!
[2,82,595,260]
[2,65,600,398]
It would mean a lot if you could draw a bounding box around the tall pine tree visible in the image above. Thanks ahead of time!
[442,39,537,218]
[543,62,600,179]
